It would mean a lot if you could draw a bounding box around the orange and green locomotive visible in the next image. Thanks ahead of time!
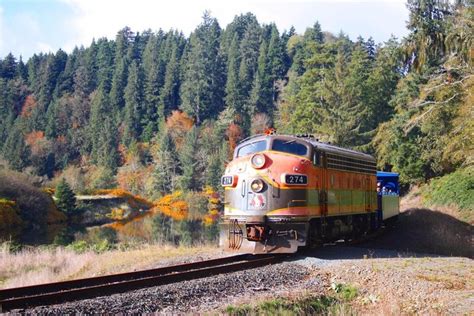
[220,133,399,254]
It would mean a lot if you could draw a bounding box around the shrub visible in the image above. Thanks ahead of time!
[87,227,118,245]
[422,168,474,221]
[0,170,65,237]
[53,227,75,246]
[66,240,89,253]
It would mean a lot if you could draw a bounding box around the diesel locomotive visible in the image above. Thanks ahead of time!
[220,133,399,254]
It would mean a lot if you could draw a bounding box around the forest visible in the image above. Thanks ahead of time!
[0,0,472,245]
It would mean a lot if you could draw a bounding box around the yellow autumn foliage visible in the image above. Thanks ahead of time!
[153,191,189,221]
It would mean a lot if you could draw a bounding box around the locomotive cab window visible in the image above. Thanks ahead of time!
[313,151,321,166]
[237,140,267,157]
[272,139,308,157]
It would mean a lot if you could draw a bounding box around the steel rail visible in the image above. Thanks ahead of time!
[0,254,286,312]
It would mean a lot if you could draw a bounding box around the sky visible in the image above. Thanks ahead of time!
[0,0,410,60]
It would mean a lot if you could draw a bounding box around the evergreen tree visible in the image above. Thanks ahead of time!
[16,56,28,80]
[123,60,145,146]
[178,126,199,191]
[181,12,225,124]
[0,53,17,79]
[225,34,242,112]
[405,0,452,70]
[89,84,119,171]
[109,57,128,118]
[153,131,179,194]
[160,44,181,118]
[96,38,114,92]
[55,178,77,215]
[2,123,30,171]
[249,40,273,116]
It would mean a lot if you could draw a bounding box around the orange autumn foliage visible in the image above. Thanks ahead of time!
[166,110,194,149]
[25,130,51,156]
[20,95,37,118]
[226,123,242,155]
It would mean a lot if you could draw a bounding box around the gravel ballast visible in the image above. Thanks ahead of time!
[25,261,313,314]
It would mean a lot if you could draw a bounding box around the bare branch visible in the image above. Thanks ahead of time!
[404,93,460,134]
[410,93,459,109]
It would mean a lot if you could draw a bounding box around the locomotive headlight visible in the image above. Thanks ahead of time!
[251,154,266,169]
[250,179,264,193]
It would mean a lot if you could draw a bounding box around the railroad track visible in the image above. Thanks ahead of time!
[0,253,286,312]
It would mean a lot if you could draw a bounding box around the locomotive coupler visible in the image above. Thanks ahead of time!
[246,224,267,241]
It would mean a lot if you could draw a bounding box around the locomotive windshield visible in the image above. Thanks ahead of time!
[237,140,267,157]
[272,139,308,156]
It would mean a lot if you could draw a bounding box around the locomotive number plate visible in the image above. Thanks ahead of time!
[285,174,308,185]
[221,175,234,186]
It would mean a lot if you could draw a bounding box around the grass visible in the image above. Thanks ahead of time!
[225,283,357,315]
[0,242,219,289]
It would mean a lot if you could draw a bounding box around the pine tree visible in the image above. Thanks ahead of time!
[55,178,77,215]
[109,57,128,119]
[178,126,199,191]
[96,38,114,92]
[160,44,181,118]
[153,131,179,194]
[181,12,225,124]
[225,34,241,113]
[123,60,145,146]
[0,53,17,80]
[2,123,30,171]
[249,40,273,116]
[89,84,119,171]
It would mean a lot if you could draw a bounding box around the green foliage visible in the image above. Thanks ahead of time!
[180,11,225,124]
[422,168,474,218]
[2,123,30,171]
[66,240,88,253]
[68,227,118,253]
[53,227,75,245]
[178,126,200,191]
[89,167,117,190]
[152,131,179,194]
[225,284,357,316]
[123,60,145,146]
[55,178,77,215]
[151,212,173,243]
[331,282,358,301]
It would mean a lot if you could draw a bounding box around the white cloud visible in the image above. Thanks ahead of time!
[36,41,54,54]
[62,0,408,50]
[1,0,408,58]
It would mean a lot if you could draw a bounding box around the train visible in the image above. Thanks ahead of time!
[220,132,400,254]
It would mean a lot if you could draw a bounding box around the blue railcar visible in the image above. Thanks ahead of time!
[376,171,400,223]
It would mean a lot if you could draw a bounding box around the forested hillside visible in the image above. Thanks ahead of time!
[0,1,472,213]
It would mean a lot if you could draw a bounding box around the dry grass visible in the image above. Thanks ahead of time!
[0,243,220,289]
